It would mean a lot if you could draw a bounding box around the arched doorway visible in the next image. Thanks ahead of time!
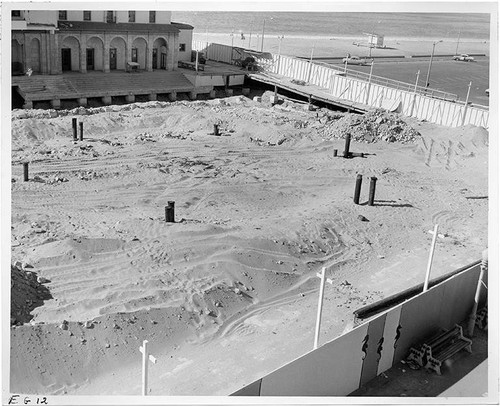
[109,37,127,70]
[131,37,147,70]
[152,37,168,70]
[12,39,24,74]
[86,36,104,71]
[61,36,80,72]
[29,38,41,73]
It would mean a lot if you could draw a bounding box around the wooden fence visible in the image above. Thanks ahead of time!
[193,41,489,128]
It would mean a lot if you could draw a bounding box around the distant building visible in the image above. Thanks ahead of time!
[11,10,194,75]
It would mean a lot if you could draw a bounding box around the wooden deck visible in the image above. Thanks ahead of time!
[12,61,248,107]
[12,70,197,102]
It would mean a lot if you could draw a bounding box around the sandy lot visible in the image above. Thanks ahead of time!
[9,92,488,396]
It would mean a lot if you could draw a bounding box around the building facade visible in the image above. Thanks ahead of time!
[11,10,193,75]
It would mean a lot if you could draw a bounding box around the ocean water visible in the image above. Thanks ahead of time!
[171,11,490,41]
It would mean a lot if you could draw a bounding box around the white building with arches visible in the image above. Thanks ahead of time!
[11,10,194,75]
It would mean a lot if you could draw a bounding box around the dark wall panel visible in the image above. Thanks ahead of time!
[359,314,386,387]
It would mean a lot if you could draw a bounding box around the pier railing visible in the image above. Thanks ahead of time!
[192,41,489,128]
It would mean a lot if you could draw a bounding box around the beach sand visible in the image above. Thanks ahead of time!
[9,89,488,395]
[193,32,490,59]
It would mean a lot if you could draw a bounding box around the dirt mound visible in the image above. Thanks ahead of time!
[323,109,421,143]
[11,263,52,326]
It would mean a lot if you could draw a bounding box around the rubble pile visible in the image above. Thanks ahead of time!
[323,109,422,144]
[11,262,52,326]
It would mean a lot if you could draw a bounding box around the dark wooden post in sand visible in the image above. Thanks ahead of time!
[354,174,362,204]
[79,122,84,141]
[165,201,175,223]
[213,124,220,136]
[343,134,351,158]
[72,118,77,141]
[23,162,29,181]
[368,177,378,206]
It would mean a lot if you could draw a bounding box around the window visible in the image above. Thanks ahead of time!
[106,11,114,23]
[179,43,186,52]
[128,11,135,22]
[131,48,138,63]
[149,11,156,23]
[12,10,21,17]
[83,11,91,21]
[59,10,67,20]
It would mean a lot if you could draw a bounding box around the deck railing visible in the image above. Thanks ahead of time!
[192,41,489,128]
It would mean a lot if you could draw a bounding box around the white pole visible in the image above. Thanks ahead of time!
[455,30,461,55]
[141,340,148,396]
[314,267,332,349]
[195,50,199,71]
[461,81,472,126]
[205,28,209,60]
[423,224,439,291]
[139,340,157,396]
[261,19,265,52]
[248,21,253,48]
[307,45,315,83]
[425,40,442,88]
[277,35,283,74]
[410,70,420,117]
[365,61,374,105]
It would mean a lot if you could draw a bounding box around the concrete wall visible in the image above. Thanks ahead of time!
[25,10,57,26]
[177,30,193,62]
[232,262,485,396]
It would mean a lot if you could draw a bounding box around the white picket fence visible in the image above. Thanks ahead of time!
[193,41,489,128]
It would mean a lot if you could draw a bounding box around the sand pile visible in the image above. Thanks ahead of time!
[11,263,52,326]
[323,109,422,143]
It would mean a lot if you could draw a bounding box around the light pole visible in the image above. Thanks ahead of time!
[455,30,461,55]
[261,17,274,52]
[230,29,234,63]
[425,40,442,88]
[277,34,284,73]
[248,19,253,48]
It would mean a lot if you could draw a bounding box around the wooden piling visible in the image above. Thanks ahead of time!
[354,174,362,204]
[23,162,29,182]
[79,122,83,141]
[72,118,77,141]
[165,201,175,223]
[343,134,352,158]
[368,176,377,206]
